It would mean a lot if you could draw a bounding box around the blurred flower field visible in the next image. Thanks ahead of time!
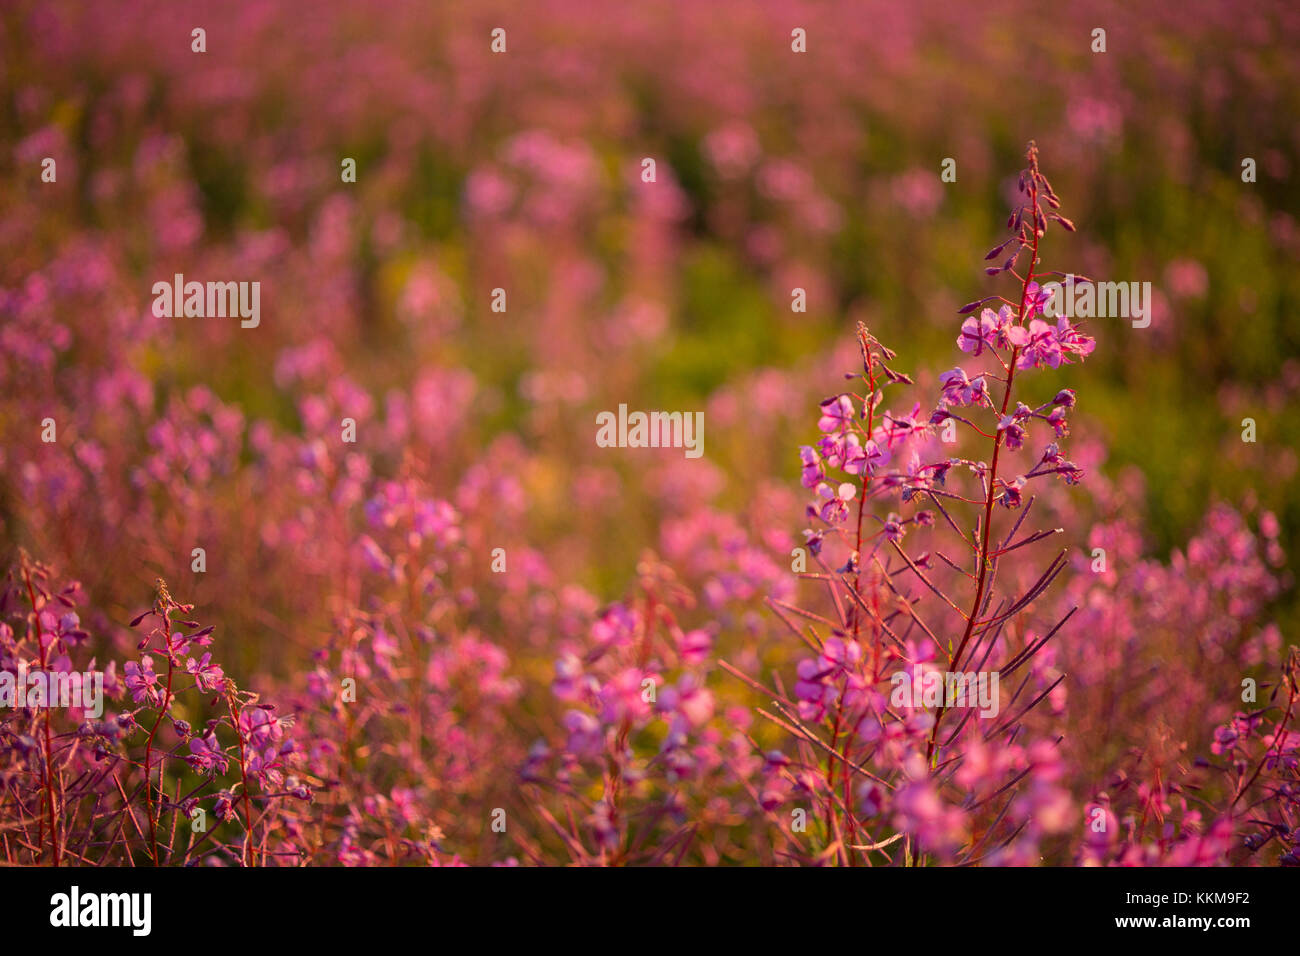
[1,0,1298,866]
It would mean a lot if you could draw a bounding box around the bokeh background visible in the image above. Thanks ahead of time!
[2,0,1298,864]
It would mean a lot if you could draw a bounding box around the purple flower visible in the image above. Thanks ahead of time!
[213,791,236,822]
[1023,281,1052,316]
[957,311,995,356]
[1053,318,1096,361]
[1016,319,1063,369]
[1046,406,1070,437]
[939,368,988,407]
[817,433,845,469]
[794,658,834,721]
[1016,318,1095,370]
[817,394,855,434]
[816,482,856,524]
[820,636,863,673]
[841,435,884,476]
[676,628,713,666]
[238,706,284,749]
[798,445,824,488]
[998,476,1026,508]
[998,415,1026,450]
[562,709,604,758]
[939,368,970,405]
[552,654,595,701]
[186,652,225,692]
[187,732,230,776]
[1211,722,1238,755]
[124,657,161,706]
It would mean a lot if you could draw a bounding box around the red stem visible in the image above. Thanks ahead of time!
[143,649,175,866]
[853,339,878,645]
[226,690,257,866]
[23,569,61,867]
[926,178,1041,764]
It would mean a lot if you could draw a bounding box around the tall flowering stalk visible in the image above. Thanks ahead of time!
[737,142,1096,864]
[19,552,62,866]
[926,140,1091,760]
[0,558,311,866]
[124,578,307,866]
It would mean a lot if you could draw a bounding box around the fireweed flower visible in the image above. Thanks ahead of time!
[1023,281,1053,315]
[817,433,845,468]
[187,732,230,777]
[597,667,655,724]
[186,651,224,691]
[798,445,824,487]
[938,368,989,407]
[238,706,284,749]
[957,310,996,356]
[817,394,855,433]
[997,414,1026,450]
[562,709,604,758]
[1015,317,1095,370]
[842,434,885,475]
[213,791,237,823]
[124,657,161,705]
[657,673,715,731]
[816,481,856,523]
[552,653,597,701]
[794,657,838,722]
[674,628,713,665]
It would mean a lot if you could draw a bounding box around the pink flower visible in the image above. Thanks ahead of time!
[1053,317,1096,361]
[798,445,824,488]
[238,706,284,749]
[124,657,161,706]
[842,435,884,476]
[187,733,229,776]
[938,368,988,407]
[597,667,654,725]
[817,394,855,434]
[957,311,996,356]
[1023,281,1053,316]
[816,481,856,524]
[562,710,604,758]
[185,652,224,692]
[1016,319,1064,369]
[1016,318,1095,370]
[675,629,713,665]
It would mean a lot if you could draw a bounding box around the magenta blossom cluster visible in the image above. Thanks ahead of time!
[0,555,311,866]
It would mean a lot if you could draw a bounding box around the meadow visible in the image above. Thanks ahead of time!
[1,0,1297,866]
